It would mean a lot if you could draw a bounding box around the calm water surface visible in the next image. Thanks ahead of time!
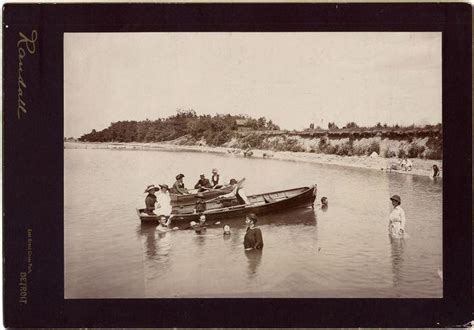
[64,148,442,298]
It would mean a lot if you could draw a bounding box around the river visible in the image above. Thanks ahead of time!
[64,148,442,298]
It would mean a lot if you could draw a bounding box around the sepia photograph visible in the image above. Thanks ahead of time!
[63,32,443,299]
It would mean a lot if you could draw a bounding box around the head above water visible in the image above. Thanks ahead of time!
[159,215,167,224]
[390,194,401,206]
[199,215,206,223]
[223,225,231,234]
[321,197,328,205]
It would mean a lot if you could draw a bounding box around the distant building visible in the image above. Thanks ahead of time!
[236,119,252,131]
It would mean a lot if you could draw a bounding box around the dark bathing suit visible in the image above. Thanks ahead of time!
[244,227,264,249]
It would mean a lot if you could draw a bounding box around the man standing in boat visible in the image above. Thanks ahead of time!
[244,213,264,250]
[144,184,159,215]
[171,174,188,195]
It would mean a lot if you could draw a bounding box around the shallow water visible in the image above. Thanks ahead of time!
[64,148,442,298]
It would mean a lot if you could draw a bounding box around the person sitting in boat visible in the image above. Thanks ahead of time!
[219,178,249,205]
[195,192,207,214]
[144,184,159,215]
[156,214,178,232]
[171,173,188,195]
[157,184,172,217]
[194,174,212,192]
[244,213,263,250]
[211,168,223,189]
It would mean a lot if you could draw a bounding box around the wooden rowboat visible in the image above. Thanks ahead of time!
[170,185,234,205]
[137,184,317,224]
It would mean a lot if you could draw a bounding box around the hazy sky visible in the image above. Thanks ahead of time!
[64,32,441,138]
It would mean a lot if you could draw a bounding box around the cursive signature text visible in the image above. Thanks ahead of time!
[17,30,38,119]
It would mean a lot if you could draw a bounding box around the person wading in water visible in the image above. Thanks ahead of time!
[243,213,264,250]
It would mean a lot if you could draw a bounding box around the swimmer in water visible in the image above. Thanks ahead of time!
[156,215,178,232]
[223,224,231,235]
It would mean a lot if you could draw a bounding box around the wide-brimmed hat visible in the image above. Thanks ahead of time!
[144,184,159,193]
[390,195,401,203]
[176,174,185,180]
[159,184,169,190]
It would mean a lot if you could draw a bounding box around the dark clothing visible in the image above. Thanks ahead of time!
[195,200,207,213]
[145,193,157,215]
[193,224,207,234]
[171,180,187,195]
[194,178,212,190]
[211,174,220,187]
[244,227,264,249]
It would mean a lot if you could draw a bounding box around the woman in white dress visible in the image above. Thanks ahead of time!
[388,194,406,238]
[156,184,172,217]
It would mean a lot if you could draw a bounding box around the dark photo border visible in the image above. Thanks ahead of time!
[3,3,471,327]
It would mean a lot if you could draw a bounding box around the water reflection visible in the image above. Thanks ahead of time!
[245,249,263,278]
[257,207,317,227]
[389,235,406,288]
[136,223,158,258]
[136,223,172,262]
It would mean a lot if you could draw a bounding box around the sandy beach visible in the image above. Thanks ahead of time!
[64,141,442,177]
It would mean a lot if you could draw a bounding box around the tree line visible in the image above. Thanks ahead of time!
[79,109,280,146]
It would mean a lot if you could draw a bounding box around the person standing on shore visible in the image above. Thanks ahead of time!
[244,213,264,250]
[144,185,159,215]
[388,195,406,238]
[171,174,188,195]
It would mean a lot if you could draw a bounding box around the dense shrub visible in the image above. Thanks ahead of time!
[318,136,329,151]
[398,149,407,158]
[336,140,354,156]
[239,133,265,148]
[384,149,397,158]
[324,144,339,154]
[407,144,425,158]
[366,141,380,155]
[426,136,442,160]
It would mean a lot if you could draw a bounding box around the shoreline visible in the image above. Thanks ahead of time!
[64,141,442,178]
